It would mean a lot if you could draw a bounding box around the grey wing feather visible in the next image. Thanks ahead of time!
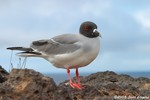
[30,34,80,55]
[52,34,78,44]
[32,40,49,46]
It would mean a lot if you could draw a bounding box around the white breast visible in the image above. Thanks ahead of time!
[47,34,100,69]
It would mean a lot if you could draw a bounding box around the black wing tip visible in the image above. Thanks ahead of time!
[16,51,42,57]
[7,47,23,50]
[6,47,33,52]
[19,51,41,55]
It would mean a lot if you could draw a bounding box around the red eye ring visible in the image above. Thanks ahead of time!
[84,25,90,30]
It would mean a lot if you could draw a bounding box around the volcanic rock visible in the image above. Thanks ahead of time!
[0,65,9,83]
[0,68,149,100]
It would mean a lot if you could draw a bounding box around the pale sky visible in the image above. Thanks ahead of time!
[0,0,150,74]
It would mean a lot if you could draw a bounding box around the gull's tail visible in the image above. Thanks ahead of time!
[7,47,41,57]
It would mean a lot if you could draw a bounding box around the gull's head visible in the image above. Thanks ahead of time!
[79,21,101,38]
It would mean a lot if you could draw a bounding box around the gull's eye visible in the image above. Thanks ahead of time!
[84,25,91,31]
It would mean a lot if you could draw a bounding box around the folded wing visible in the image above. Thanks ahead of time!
[30,34,80,55]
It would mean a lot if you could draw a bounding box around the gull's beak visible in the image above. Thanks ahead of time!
[93,29,102,38]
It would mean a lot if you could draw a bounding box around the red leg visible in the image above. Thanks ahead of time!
[67,68,82,90]
[67,68,75,88]
[75,68,84,89]
[76,68,81,85]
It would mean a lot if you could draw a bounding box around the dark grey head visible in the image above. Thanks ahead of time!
[79,21,100,38]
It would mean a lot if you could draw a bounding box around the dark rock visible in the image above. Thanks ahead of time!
[136,77,150,83]
[80,71,150,97]
[0,68,149,100]
[0,65,9,83]
[0,65,9,74]
[55,85,100,100]
[0,68,57,100]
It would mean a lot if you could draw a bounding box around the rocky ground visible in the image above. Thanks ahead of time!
[0,65,149,100]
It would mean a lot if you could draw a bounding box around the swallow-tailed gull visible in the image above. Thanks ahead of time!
[7,21,101,89]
